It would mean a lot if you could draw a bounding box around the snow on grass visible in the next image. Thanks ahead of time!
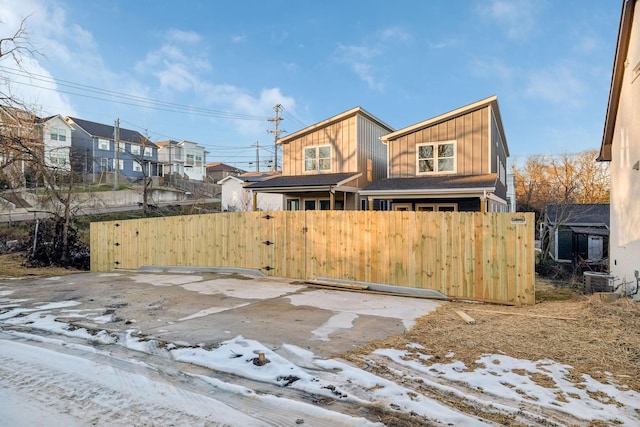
[375,348,640,425]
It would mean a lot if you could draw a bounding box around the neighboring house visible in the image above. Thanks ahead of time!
[598,0,640,297]
[220,172,283,211]
[66,117,158,181]
[38,115,72,172]
[360,96,509,212]
[156,140,208,181]
[246,106,393,210]
[543,204,609,266]
[506,173,517,212]
[206,162,244,183]
[0,107,40,187]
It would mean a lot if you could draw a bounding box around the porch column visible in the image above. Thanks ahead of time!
[330,191,335,210]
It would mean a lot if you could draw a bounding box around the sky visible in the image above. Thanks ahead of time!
[0,0,621,170]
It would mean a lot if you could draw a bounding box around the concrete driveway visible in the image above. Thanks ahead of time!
[3,268,442,357]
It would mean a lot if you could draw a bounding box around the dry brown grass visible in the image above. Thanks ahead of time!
[342,283,640,393]
[0,253,81,278]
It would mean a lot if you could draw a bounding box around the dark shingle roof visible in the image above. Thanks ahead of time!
[362,174,498,192]
[246,172,360,189]
[68,117,151,145]
[206,162,244,173]
[546,204,610,226]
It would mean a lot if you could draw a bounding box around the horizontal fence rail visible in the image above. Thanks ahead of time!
[90,211,535,305]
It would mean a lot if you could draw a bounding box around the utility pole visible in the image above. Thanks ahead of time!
[114,118,120,190]
[267,104,285,171]
[254,141,260,172]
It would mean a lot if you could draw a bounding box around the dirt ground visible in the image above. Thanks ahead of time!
[2,252,638,426]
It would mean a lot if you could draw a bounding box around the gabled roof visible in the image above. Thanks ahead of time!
[598,0,636,161]
[380,95,509,156]
[246,172,362,191]
[218,171,281,185]
[360,174,498,196]
[277,106,394,145]
[206,162,244,173]
[545,204,610,227]
[67,117,153,146]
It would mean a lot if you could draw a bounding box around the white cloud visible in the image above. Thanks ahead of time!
[166,29,201,44]
[478,0,541,40]
[524,64,586,108]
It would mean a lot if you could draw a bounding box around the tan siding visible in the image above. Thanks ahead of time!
[389,106,491,177]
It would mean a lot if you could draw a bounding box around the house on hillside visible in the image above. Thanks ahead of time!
[0,107,73,188]
[220,172,282,211]
[66,117,158,182]
[543,204,609,267]
[360,96,509,212]
[597,0,640,298]
[39,115,72,172]
[206,162,244,183]
[246,107,393,210]
[156,140,208,182]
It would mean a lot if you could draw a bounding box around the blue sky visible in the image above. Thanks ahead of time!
[0,0,620,170]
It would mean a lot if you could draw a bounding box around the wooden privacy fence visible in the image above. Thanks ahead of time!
[90,211,535,305]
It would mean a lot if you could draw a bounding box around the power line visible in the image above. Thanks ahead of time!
[0,66,271,121]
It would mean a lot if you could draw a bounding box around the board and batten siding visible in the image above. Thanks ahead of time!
[280,112,389,188]
[355,115,389,187]
[388,106,490,178]
[281,115,357,176]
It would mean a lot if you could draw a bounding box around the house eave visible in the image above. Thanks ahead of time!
[359,186,496,198]
[598,0,636,162]
[278,107,393,145]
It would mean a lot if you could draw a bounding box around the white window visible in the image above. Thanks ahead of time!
[118,143,125,152]
[417,141,456,174]
[98,138,110,150]
[144,147,152,157]
[133,163,142,172]
[113,159,124,170]
[130,145,141,155]
[50,128,66,141]
[304,145,331,172]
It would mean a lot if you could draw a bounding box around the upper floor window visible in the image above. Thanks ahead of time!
[50,127,66,142]
[144,147,152,157]
[98,138,110,150]
[304,145,331,172]
[130,145,141,155]
[417,141,456,174]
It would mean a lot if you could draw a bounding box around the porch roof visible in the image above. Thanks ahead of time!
[359,174,498,197]
[245,172,362,193]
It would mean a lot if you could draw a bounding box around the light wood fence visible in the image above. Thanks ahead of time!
[90,211,535,305]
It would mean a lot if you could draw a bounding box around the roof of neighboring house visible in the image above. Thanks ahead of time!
[359,174,498,196]
[545,204,610,227]
[155,139,209,152]
[67,117,154,146]
[218,172,281,184]
[246,172,362,191]
[206,162,244,173]
[277,106,394,145]
[381,95,509,156]
[599,0,636,161]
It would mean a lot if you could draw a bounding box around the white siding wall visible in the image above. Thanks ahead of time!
[610,1,640,299]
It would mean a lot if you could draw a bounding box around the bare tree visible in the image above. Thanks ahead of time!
[0,18,88,267]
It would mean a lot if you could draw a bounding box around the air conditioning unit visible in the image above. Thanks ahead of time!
[583,271,613,294]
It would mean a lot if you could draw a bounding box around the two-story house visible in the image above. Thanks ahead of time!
[38,114,72,172]
[597,0,639,298]
[1,107,42,187]
[66,117,158,182]
[360,96,509,212]
[156,140,208,181]
[246,106,393,210]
